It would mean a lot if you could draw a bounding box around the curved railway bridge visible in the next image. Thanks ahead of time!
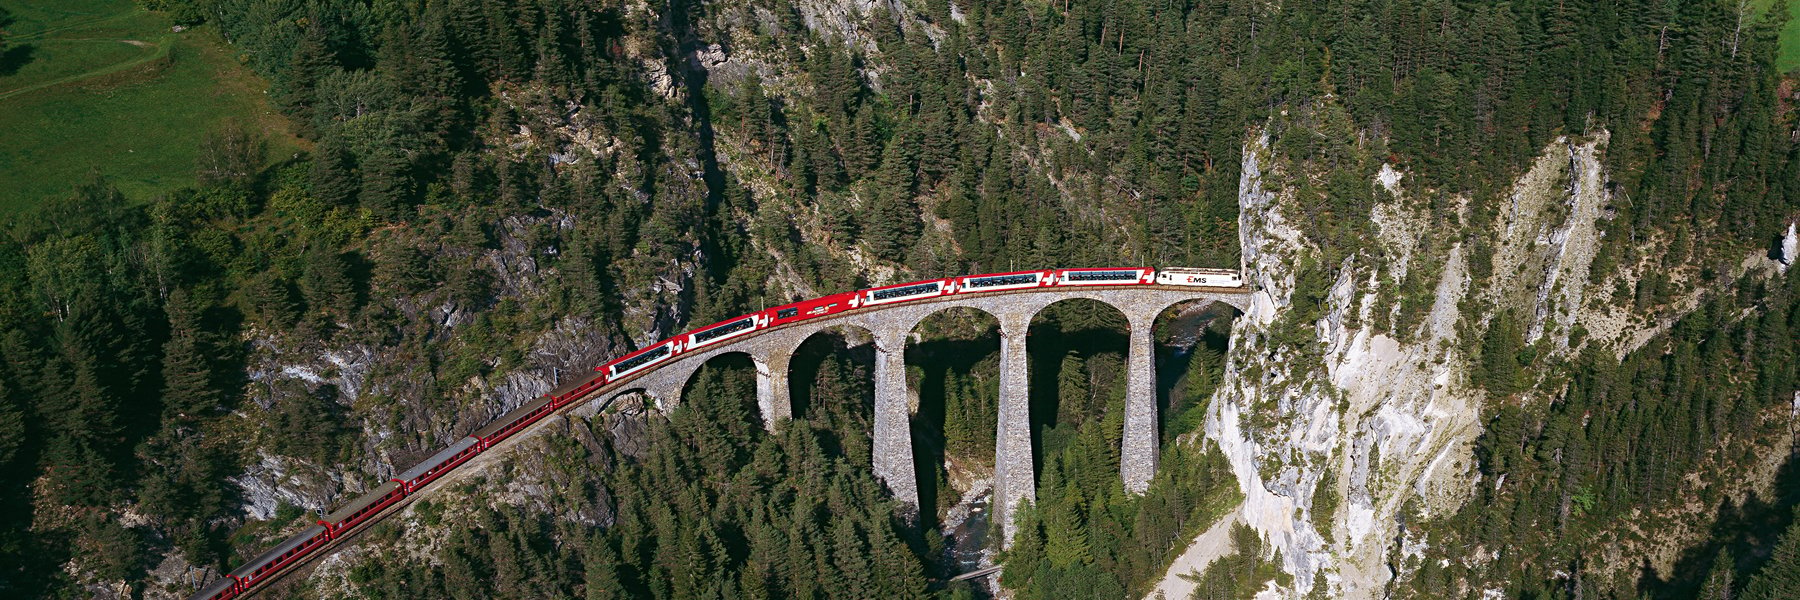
[195,269,1252,600]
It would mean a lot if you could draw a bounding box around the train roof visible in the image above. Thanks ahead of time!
[546,374,601,399]
[193,575,235,599]
[395,436,478,482]
[768,292,854,310]
[960,269,1048,278]
[228,525,325,579]
[604,339,674,365]
[679,314,761,340]
[471,395,555,440]
[1159,267,1238,274]
[320,481,401,525]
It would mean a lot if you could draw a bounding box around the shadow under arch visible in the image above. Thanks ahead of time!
[676,351,763,429]
[1151,298,1243,444]
[904,305,1003,530]
[786,325,877,463]
[1025,297,1132,485]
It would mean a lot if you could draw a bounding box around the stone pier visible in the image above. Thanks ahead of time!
[597,286,1249,547]
[994,313,1036,545]
[753,352,789,430]
[1121,312,1159,494]
[870,327,920,518]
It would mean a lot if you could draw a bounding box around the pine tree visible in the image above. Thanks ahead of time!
[359,148,414,221]
[1745,517,1800,599]
[0,373,22,469]
[283,22,339,133]
[739,72,774,150]
[863,131,921,262]
[309,140,359,207]
[843,106,881,179]
[243,273,300,330]
[1700,547,1735,600]
[300,246,357,321]
[159,289,220,420]
[371,240,428,298]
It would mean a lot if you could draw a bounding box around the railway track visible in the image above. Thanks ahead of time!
[236,385,622,598]
[205,275,1250,598]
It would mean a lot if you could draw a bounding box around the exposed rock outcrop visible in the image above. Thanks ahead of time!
[1199,129,1709,597]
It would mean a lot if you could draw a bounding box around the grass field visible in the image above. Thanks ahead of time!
[0,0,301,214]
[1781,0,1800,73]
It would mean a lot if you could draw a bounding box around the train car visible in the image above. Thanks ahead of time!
[225,525,329,593]
[956,270,1054,294]
[317,482,404,540]
[852,278,954,308]
[767,293,855,328]
[547,372,607,408]
[473,395,556,451]
[600,340,679,381]
[1155,267,1244,287]
[683,313,770,351]
[392,436,481,494]
[191,575,238,600]
[1052,267,1155,286]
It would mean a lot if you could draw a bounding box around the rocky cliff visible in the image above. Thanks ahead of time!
[1201,125,1794,597]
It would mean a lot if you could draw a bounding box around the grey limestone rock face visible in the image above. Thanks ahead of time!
[1779,222,1797,272]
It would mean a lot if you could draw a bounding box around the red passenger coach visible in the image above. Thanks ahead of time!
[852,278,954,308]
[601,340,678,381]
[1052,267,1155,286]
[549,373,607,408]
[194,575,238,600]
[957,270,1054,293]
[768,293,855,327]
[392,436,481,494]
[474,395,556,450]
[683,313,770,351]
[318,481,404,539]
[224,525,329,594]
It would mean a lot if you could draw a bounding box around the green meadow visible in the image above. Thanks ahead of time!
[1781,0,1800,73]
[0,0,301,214]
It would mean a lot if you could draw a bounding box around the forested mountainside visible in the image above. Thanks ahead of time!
[0,0,1796,598]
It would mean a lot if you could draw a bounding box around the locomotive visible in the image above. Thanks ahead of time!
[190,267,1241,599]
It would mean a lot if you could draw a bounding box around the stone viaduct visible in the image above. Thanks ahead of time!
[600,286,1249,544]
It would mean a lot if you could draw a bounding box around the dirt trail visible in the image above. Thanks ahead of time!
[1144,506,1242,600]
[0,35,170,102]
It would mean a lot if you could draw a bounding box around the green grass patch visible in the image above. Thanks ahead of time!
[1782,0,1800,73]
[0,0,302,214]
[1753,0,1800,73]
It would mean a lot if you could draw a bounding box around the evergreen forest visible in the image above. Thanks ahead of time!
[0,0,1794,597]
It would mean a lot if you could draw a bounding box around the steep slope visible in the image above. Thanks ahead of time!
[1196,122,1795,597]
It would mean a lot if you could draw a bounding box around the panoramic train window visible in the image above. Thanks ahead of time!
[967,274,1038,287]
[693,318,755,343]
[1066,270,1137,281]
[613,346,671,372]
[872,283,940,300]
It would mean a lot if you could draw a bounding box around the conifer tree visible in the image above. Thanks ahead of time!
[159,289,220,420]
[309,140,359,207]
[300,245,357,321]
[1745,517,1800,600]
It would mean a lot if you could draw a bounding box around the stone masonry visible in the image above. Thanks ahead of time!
[589,286,1250,547]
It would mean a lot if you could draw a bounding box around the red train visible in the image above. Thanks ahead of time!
[189,267,1238,599]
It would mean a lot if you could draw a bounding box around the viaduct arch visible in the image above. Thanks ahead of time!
[599,286,1249,544]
